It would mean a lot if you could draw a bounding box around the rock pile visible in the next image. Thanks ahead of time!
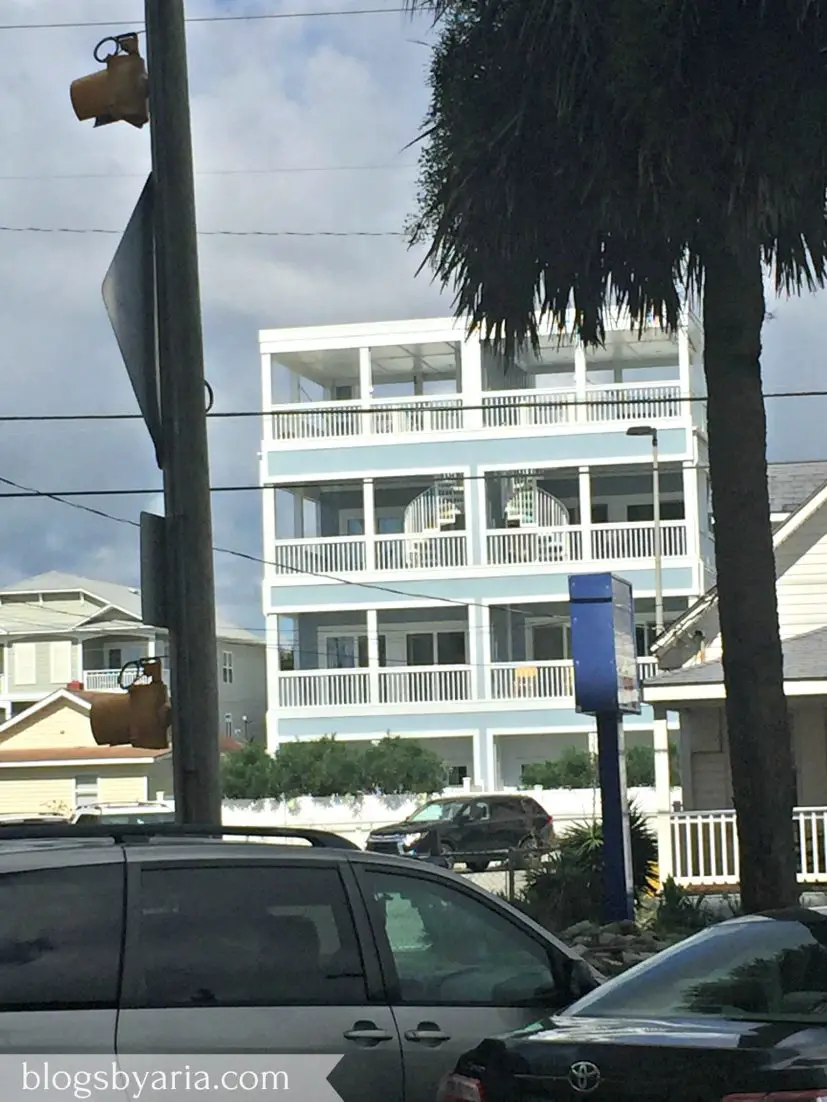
[560,919,689,977]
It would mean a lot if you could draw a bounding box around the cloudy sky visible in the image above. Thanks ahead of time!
[0,0,824,641]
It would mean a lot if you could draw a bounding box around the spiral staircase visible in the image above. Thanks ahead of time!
[399,473,572,567]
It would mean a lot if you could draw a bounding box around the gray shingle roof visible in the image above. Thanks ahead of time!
[767,462,827,515]
[647,625,827,688]
[0,571,260,644]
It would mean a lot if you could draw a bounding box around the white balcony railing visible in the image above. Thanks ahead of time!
[379,665,472,704]
[482,382,682,429]
[487,522,688,568]
[669,808,827,887]
[271,536,366,577]
[590,521,687,561]
[278,669,369,709]
[490,661,574,701]
[267,381,687,444]
[487,527,583,566]
[83,667,167,692]
[375,532,467,571]
[278,658,658,710]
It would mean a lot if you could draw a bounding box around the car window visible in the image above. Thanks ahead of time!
[408,801,464,823]
[0,864,123,1010]
[367,870,563,1007]
[491,802,520,821]
[135,865,367,1008]
[567,915,827,1022]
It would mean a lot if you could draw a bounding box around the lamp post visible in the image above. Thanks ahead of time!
[627,425,663,637]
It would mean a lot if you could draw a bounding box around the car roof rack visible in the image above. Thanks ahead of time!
[0,822,360,849]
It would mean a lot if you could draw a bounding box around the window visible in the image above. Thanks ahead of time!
[74,774,99,807]
[107,648,122,670]
[0,865,123,1010]
[568,916,827,1023]
[368,871,560,1006]
[447,765,468,786]
[49,641,73,684]
[345,517,365,536]
[224,714,233,738]
[406,630,467,667]
[627,501,685,522]
[325,635,387,669]
[568,504,609,525]
[221,651,233,685]
[377,515,404,534]
[532,624,569,661]
[135,865,366,1008]
[12,642,36,686]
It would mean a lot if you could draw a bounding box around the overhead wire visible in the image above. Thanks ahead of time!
[0,388,826,424]
[0,7,410,32]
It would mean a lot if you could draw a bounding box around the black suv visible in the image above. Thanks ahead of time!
[364,793,554,872]
[0,821,599,1102]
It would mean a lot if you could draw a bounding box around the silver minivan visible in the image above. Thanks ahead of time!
[0,825,601,1102]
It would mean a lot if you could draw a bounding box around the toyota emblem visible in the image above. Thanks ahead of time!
[568,1061,601,1094]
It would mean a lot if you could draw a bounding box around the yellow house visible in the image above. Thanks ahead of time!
[0,688,173,815]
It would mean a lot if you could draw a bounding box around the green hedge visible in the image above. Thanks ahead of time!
[520,744,681,790]
[221,735,447,799]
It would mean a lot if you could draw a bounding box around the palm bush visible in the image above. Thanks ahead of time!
[519,802,658,930]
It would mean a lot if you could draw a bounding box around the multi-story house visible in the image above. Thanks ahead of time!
[0,572,266,741]
[259,311,714,788]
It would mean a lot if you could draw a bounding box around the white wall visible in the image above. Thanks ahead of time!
[219,786,682,849]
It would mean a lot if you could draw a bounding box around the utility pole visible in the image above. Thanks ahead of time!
[144,0,221,823]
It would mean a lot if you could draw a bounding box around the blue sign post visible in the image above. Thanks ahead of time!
[568,573,642,923]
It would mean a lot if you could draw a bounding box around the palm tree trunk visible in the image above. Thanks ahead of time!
[703,245,798,912]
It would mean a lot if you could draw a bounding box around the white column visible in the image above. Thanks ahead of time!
[473,728,496,788]
[467,602,489,701]
[468,468,487,567]
[265,615,282,753]
[366,608,380,705]
[261,352,273,441]
[461,335,483,430]
[682,461,700,583]
[363,478,376,572]
[358,347,373,436]
[587,728,598,758]
[578,466,592,561]
[653,710,674,884]
[678,326,692,399]
[574,342,587,423]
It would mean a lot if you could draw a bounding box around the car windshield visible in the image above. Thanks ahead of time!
[408,801,464,823]
[565,914,827,1024]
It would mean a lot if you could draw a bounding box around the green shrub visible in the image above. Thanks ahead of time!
[653,876,739,933]
[518,802,658,930]
[220,734,446,799]
[521,747,597,789]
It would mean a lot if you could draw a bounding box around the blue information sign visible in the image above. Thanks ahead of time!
[569,572,642,716]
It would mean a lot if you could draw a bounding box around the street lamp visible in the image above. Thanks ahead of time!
[627,425,663,637]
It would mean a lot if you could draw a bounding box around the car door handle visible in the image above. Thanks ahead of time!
[404,1024,451,1045]
[343,1022,395,1046]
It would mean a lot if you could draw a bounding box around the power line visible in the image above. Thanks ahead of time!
[0,7,408,32]
[0,163,416,181]
[0,389,825,425]
[0,474,643,619]
[0,224,403,238]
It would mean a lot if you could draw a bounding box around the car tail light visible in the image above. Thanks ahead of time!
[724,1092,827,1102]
[437,1073,485,1102]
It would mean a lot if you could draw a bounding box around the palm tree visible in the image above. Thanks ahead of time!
[405,0,827,911]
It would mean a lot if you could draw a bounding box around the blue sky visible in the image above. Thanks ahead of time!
[0,0,824,640]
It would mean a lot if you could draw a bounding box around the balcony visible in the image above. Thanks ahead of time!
[83,667,168,692]
[267,381,685,447]
[270,522,690,582]
[277,658,658,710]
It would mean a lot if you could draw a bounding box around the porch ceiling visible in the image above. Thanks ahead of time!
[644,625,827,705]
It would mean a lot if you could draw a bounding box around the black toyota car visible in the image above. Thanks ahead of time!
[438,907,827,1102]
[365,794,554,872]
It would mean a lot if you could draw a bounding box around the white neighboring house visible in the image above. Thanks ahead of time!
[260,309,715,788]
[0,571,266,742]
[643,461,827,888]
